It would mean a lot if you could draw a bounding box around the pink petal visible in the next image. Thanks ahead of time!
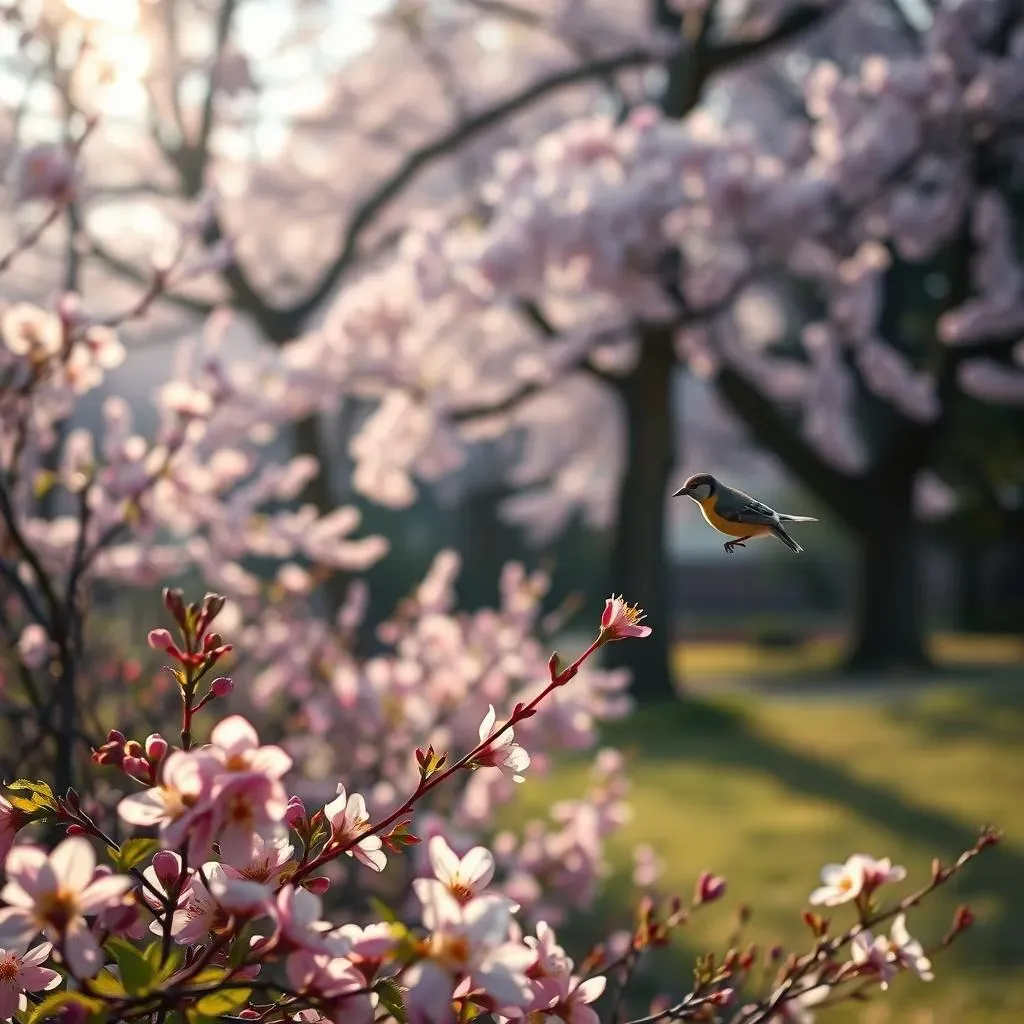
[0,984,18,1021]
[21,942,53,967]
[428,836,460,885]
[251,747,293,779]
[575,976,607,1004]
[0,907,36,948]
[0,882,35,909]
[78,874,133,914]
[19,962,62,992]
[210,715,259,755]
[459,847,494,889]
[50,838,96,894]
[62,919,102,977]
[3,846,53,899]
[117,789,168,827]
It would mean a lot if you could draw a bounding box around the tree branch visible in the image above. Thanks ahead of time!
[284,45,665,323]
[703,3,835,76]
[86,238,216,318]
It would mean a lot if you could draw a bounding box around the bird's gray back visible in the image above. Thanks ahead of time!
[714,484,780,525]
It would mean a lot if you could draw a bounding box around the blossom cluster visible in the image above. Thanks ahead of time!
[0,589,996,1024]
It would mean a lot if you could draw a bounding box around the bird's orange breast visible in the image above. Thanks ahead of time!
[698,497,771,538]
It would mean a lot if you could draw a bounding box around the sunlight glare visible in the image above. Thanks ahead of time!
[62,0,140,31]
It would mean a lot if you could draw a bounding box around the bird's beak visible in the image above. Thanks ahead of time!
[672,486,690,498]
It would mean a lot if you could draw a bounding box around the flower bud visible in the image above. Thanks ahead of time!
[153,850,180,886]
[304,876,330,895]
[694,871,726,905]
[147,628,176,653]
[286,796,307,827]
[124,740,144,759]
[163,588,187,628]
[203,632,223,653]
[145,734,168,762]
[106,729,126,745]
[211,676,233,697]
[122,755,149,780]
[66,823,86,836]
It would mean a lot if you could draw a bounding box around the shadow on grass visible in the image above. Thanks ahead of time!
[884,691,1024,751]
[600,698,1023,974]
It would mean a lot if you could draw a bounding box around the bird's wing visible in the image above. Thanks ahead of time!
[714,486,780,526]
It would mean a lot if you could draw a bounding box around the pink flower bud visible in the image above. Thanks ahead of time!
[695,871,726,905]
[238,1011,261,1020]
[122,756,149,780]
[211,676,233,697]
[304,876,330,895]
[286,796,307,826]
[124,740,144,758]
[66,823,86,836]
[147,628,176,653]
[106,729,126,745]
[145,734,168,762]
[162,588,187,628]
[153,850,180,886]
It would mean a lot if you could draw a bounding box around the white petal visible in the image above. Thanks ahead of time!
[428,836,460,886]
[49,838,95,894]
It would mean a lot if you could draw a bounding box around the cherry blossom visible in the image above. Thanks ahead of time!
[0,942,61,1019]
[473,705,531,784]
[0,839,133,976]
[808,854,906,906]
[323,785,388,873]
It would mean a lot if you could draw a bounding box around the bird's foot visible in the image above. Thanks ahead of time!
[723,540,747,554]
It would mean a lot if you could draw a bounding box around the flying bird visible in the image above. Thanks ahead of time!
[673,473,817,554]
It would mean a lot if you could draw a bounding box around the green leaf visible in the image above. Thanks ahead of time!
[195,986,252,1016]
[375,977,408,1024]
[143,940,183,983]
[107,936,153,995]
[4,778,57,814]
[25,991,103,1024]
[89,968,127,998]
[369,896,398,923]
[188,966,228,987]
[114,837,160,873]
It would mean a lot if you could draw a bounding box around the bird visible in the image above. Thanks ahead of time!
[672,473,817,554]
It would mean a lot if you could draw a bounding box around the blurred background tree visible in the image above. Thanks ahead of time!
[2,0,1022,707]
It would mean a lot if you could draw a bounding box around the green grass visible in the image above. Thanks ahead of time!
[673,632,1024,688]
[507,683,1024,1023]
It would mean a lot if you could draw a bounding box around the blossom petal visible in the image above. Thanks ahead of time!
[428,836,460,886]
[50,837,96,893]
[79,874,133,914]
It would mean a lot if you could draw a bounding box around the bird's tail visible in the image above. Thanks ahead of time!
[771,523,803,554]
[776,514,817,523]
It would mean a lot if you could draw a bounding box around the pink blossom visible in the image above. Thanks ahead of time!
[272,886,340,955]
[0,798,25,863]
[808,854,905,906]
[406,888,533,1024]
[414,836,497,908]
[285,950,373,1024]
[0,942,61,1019]
[474,706,530,784]
[851,929,896,990]
[598,596,652,642]
[10,143,77,205]
[536,972,607,1024]
[207,715,293,780]
[889,913,933,981]
[0,839,133,977]
[117,750,217,860]
[16,625,51,670]
[323,786,387,872]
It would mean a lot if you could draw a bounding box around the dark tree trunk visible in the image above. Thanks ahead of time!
[845,476,931,673]
[603,329,679,702]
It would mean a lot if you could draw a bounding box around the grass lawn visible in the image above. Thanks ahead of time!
[673,632,1024,688]
[507,682,1024,1023]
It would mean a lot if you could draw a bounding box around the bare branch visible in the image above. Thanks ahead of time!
[285,45,666,323]
[86,238,216,318]
[703,3,836,76]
